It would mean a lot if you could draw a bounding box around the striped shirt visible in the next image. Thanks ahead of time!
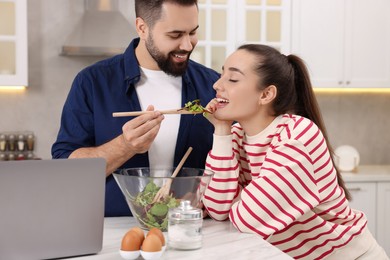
[203,114,369,259]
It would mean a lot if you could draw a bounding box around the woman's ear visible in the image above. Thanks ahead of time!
[259,85,277,105]
[135,17,148,40]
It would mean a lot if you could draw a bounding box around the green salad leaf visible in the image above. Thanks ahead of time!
[184,99,205,112]
[150,203,168,217]
[131,181,180,230]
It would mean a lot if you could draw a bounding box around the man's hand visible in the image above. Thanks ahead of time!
[121,105,164,154]
[69,105,165,176]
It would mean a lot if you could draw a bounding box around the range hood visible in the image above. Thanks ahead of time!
[61,0,137,56]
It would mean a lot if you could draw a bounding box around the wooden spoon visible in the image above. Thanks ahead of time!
[152,147,193,203]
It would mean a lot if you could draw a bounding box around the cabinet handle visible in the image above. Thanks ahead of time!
[348,187,362,192]
[346,81,350,85]
[338,81,343,85]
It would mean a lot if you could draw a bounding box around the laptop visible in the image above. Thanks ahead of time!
[0,158,106,260]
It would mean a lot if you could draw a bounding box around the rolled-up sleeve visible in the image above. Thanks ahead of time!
[52,73,95,158]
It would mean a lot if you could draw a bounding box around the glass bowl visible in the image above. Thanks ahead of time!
[113,167,214,231]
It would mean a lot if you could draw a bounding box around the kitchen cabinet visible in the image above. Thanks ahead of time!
[195,0,291,71]
[343,165,390,255]
[0,0,27,87]
[291,0,390,88]
[377,182,390,255]
[345,182,377,238]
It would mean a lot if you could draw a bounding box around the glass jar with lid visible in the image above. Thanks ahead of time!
[168,200,203,250]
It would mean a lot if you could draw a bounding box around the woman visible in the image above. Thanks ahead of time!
[202,44,388,259]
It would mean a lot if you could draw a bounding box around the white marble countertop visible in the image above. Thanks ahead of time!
[341,165,390,182]
[71,217,292,260]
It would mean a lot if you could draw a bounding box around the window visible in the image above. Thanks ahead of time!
[194,0,291,71]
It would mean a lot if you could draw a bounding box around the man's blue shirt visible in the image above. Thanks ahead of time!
[52,38,219,216]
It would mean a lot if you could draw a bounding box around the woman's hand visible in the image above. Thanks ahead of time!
[204,99,232,135]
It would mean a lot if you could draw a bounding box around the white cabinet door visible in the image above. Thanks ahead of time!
[345,0,390,88]
[291,0,344,88]
[377,182,390,255]
[291,0,390,88]
[0,0,27,87]
[346,182,377,238]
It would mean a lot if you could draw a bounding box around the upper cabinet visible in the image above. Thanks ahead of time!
[0,0,28,87]
[195,0,291,72]
[291,0,390,88]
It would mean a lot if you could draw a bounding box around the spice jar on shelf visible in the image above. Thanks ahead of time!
[0,131,37,160]
[26,133,34,151]
[8,153,16,161]
[8,134,16,151]
[0,134,6,152]
[17,134,26,151]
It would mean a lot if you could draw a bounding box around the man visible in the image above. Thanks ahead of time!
[52,0,219,216]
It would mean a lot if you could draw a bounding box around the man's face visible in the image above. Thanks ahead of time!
[145,3,199,76]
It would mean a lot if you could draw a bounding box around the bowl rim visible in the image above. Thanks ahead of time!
[112,167,214,179]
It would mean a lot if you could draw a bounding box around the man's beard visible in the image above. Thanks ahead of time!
[145,34,191,77]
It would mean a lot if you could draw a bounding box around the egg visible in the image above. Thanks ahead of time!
[142,234,162,252]
[147,227,165,246]
[121,230,142,251]
[129,226,145,243]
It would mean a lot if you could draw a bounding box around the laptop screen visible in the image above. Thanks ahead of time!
[0,158,106,260]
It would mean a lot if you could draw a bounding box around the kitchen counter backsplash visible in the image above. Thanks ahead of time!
[341,165,390,182]
[0,131,37,161]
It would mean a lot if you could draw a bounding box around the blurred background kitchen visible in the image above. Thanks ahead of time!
[0,0,389,163]
[1,0,390,254]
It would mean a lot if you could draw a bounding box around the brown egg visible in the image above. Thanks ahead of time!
[142,234,162,252]
[121,230,142,251]
[129,226,145,244]
[147,227,165,246]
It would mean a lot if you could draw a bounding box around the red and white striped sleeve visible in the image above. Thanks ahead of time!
[202,134,242,221]
[229,139,320,239]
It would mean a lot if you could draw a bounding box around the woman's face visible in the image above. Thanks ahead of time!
[212,49,264,122]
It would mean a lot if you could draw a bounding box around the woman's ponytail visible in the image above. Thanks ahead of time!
[288,55,351,200]
[287,55,323,130]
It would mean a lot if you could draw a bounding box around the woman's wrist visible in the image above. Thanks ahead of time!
[213,124,231,136]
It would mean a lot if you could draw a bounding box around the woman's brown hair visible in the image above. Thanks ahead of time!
[238,44,351,200]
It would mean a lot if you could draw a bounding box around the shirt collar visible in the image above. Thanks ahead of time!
[124,38,142,89]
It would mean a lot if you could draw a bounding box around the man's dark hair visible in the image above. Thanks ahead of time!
[135,0,198,28]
